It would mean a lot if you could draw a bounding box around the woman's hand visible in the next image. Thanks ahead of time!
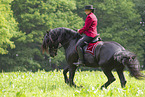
[77,29,80,33]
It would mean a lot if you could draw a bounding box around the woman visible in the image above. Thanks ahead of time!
[73,5,98,66]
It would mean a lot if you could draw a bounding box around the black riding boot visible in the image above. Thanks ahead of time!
[73,47,85,66]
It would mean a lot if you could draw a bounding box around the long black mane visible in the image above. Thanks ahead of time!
[42,27,81,53]
[48,27,81,44]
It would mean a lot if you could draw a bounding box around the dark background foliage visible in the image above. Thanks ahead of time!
[0,0,144,72]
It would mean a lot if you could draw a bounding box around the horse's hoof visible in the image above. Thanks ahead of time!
[75,85,83,88]
[70,84,83,88]
[100,86,106,90]
[65,81,69,84]
[69,83,77,88]
[79,85,84,88]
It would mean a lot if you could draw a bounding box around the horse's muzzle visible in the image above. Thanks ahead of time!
[50,52,57,57]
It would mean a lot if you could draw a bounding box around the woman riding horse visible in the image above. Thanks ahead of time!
[73,5,98,66]
[42,6,144,89]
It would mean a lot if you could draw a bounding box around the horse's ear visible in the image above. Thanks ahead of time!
[132,55,136,60]
[46,30,49,33]
[46,29,52,34]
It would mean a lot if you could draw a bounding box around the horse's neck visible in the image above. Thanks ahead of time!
[57,28,81,50]
[62,39,78,50]
[61,39,78,60]
[60,31,80,50]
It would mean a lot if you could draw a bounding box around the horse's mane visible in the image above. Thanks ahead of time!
[49,27,81,43]
[50,27,76,34]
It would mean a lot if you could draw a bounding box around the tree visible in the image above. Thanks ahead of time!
[1,0,144,71]
[0,0,83,72]
[97,0,144,62]
[0,0,23,54]
[75,0,144,66]
[131,0,145,68]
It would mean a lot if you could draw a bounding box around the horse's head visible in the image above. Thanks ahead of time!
[42,27,81,57]
[42,30,59,57]
[48,39,59,57]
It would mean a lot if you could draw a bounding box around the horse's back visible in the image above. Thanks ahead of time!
[83,41,125,67]
[98,41,125,66]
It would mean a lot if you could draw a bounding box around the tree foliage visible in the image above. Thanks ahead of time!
[0,0,144,71]
[0,0,23,54]
[96,0,144,64]
[76,0,144,66]
[0,0,83,71]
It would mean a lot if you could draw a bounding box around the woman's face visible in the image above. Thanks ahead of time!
[85,9,92,15]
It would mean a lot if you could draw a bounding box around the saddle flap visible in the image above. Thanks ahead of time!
[86,41,102,55]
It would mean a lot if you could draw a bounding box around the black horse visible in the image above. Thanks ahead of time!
[42,27,144,89]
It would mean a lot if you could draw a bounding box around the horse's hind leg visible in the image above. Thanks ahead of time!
[63,66,69,84]
[101,68,116,89]
[116,67,127,88]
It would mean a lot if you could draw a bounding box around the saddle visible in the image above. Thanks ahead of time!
[75,34,103,56]
[85,34,103,55]
[85,34,102,44]
[92,34,102,42]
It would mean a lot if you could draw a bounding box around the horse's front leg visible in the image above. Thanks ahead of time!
[63,65,69,84]
[69,65,77,87]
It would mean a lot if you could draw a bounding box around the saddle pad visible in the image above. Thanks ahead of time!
[86,41,102,55]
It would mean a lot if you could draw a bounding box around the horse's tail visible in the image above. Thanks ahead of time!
[114,50,145,80]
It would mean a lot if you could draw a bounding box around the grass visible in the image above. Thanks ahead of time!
[0,70,145,97]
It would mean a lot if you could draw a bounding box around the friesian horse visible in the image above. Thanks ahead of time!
[42,27,144,89]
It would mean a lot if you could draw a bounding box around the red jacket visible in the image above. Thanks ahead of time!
[79,12,97,38]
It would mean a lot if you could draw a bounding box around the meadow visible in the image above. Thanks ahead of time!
[0,70,145,97]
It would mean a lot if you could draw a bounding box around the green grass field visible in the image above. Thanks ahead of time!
[0,70,145,97]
